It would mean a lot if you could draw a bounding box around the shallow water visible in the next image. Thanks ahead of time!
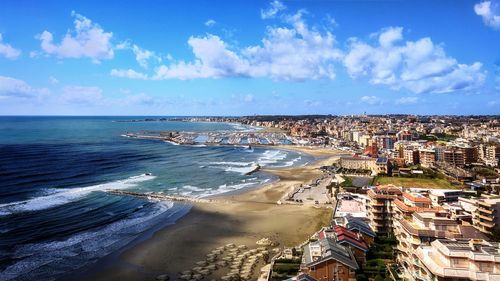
[0,116,312,281]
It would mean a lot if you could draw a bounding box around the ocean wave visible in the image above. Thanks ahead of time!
[163,140,179,145]
[208,161,251,167]
[1,201,174,281]
[225,165,259,175]
[0,174,156,216]
[274,156,303,168]
[257,150,288,166]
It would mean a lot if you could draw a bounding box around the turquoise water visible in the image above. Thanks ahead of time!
[0,116,312,281]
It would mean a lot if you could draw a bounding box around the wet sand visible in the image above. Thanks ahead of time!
[82,147,342,281]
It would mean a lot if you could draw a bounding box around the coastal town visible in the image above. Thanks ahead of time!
[122,115,500,281]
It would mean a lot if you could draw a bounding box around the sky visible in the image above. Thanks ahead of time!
[0,0,499,116]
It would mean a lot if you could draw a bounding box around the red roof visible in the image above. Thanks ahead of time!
[334,226,368,251]
[337,235,368,251]
[334,225,358,238]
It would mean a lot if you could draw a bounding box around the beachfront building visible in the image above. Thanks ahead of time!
[415,239,500,281]
[366,185,402,234]
[471,195,500,235]
[393,192,444,221]
[338,156,389,175]
[394,212,486,280]
[333,215,376,246]
[428,189,464,205]
[333,225,369,265]
[301,238,359,281]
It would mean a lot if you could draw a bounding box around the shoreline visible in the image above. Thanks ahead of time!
[79,146,342,281]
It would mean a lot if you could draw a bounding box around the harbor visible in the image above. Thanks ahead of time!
[123,131,295,146]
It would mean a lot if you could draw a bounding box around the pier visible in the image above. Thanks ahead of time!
[106,190,217,203]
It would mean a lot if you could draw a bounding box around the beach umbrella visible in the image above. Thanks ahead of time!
[192,274,203,280]
[199,269,211,275]
[237,245,247,249]
[192,266,203,272]
[226,243,236,248]
[179,274,191,280]
[206,264,217,271]
[217,261,228,266]
[155,274,169,281]
[195,261,207,266]
[181,270,192,276]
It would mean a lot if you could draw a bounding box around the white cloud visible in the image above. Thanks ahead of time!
[60,86,103,104]
[360,95,381,105]
[395,96,419,104]
[474,1,500,29]
[150,11,341,81]
[0,34,21,59]
[205,19,216,27]
[244,94,254,102]
[0,76,49,99]
[344,27,485,94]
[116,41,159,68]
[37,12,113,63]
[488,100,499,106]
[261,0,286,19]
[110,69,148,79]
[49,76,59,85]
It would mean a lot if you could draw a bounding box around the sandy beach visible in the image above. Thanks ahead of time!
[81,147,343,281]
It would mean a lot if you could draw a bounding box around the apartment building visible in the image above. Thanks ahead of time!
[393,192,443,221]
[471,195,500,235]
[416,239,500,281]
[366,185,402,234]
[419,149,436,167]
[394,213,486,281]
[444,149,465,166]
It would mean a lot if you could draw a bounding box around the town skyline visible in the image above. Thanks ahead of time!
[0,0,499,115]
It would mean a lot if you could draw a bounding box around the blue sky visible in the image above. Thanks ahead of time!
[0,0,499,115]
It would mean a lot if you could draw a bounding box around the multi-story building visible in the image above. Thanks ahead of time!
[394,213,486,281]
[416,239,500,281]
[375,135,396,150]
[471,195,500,235]
[428,189,464,205]
[339,156,389,175]
[443,149,465,166]
[419,149,436,167]
[393,192,443,221]
[301,238,359,281]
[485,145,500,167]
[366,185,402,234]
[403,147,420,165]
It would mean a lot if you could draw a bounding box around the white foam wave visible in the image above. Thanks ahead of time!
[0,174,156,216]
[163,140,180,145]
[1,201,173,281]
[275,156,302,168]
[192,144,207,147]
[209,161,251,167]
[257,150,288,166]
[225,165,259,175]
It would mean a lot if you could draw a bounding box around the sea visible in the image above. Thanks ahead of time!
[0,116,313,281]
